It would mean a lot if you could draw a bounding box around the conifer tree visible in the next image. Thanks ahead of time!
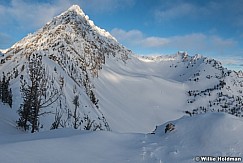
[17,54,60,133]
[1,74,7,103]
[0,79,2,100]
[0,73,12,108]
[7,88,12,108]
[17,79,32,131]
[72,95,80,129]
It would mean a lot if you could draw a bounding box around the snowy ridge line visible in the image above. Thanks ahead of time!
[61,5,117,42]
[50,5,117,43]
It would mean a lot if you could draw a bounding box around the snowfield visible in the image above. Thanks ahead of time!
[0,112,242,163]
[94,56,188,133]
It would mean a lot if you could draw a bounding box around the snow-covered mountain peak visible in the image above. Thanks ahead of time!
[54,4,117,42]
[5,4,130,63]
[176,51,188,58]
[66,5,85,16]
[6,5,117,51]
[237,70,243,77]
[0,4,133,132]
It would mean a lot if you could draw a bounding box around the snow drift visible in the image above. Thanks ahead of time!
[0,113,242,163]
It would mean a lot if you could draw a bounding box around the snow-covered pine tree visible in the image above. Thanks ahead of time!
[50,108,63,130]
[7,88,12,108]
[0,73,12,108]
[17,79,32,131]
[17,54,60,133]
[72,95,80,129]
[1,74,8,103]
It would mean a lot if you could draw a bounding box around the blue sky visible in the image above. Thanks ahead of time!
[0,0,242,70]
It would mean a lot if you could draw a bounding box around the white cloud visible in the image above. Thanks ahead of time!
[216,57,243,65]
[111,28,237,55]
[0,0,72,28]
[215,56,243,71]
[111,28,169,48]
[141,37,169,47]
[112,28,242,71]
[169,34,237,52]
[0,0,136,30]
[111,28,143,41]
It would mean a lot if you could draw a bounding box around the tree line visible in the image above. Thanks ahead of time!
[0,53,108,133]
[0,73,12,107]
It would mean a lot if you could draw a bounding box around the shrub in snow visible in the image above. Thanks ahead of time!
[185,111,192,116]
[165,123,175,133]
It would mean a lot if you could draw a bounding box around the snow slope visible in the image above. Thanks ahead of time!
[94,56,188,133]
[0,113,242,163]
[93,52,243,133]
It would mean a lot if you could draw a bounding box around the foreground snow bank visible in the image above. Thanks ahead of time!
[151,113,243,162]
[0,113,242,163]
